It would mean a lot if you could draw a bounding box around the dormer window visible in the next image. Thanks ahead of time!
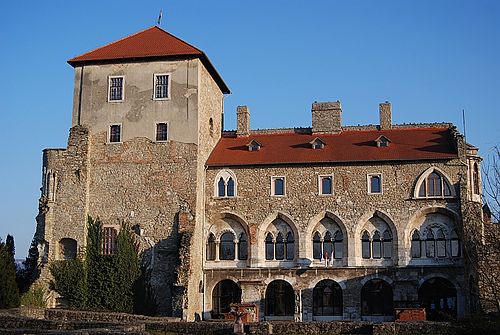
[310,137,326,149]
[375,135,391,148]
[247,139,262,152]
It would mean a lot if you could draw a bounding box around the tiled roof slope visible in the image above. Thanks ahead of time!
[206,127,457,167]
[68,26,230,93]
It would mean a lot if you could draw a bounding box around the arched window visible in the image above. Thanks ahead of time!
[334,231,343,259]
[418,170,453,198]
[313,280,343,317]
[215,170,237,197]
[219,232,235,260]
[227,177,235,197]
[217,178,225,197]
[450,230,460,257]
[361,279,393,316]
[265,233,274,260]
[426,230,435,258]
[473,163,480,195]
[313,232,322,259]
[436,229,446,258]
[382,230,392,259]
[419,278,457,321]
[411,230,422,258]
[275,232,285,260]
[238,232,248,260]
[212,280,241,317]
[372,231,382,259]
[265,280,294,317]
[362,231,371,259]
[323,231,333,260]
[207,233,216,260]
[285,232,294,260]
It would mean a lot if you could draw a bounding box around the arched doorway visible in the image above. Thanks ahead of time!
[419,277,457,321]
[211,280,241,318]
[265,280,294,319]
[313,279,343,319]
[361,279,393,320]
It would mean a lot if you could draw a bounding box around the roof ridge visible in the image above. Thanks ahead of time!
[153,25,204,55]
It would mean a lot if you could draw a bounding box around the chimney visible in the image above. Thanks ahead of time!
[379,101,392,130]
[236,105,250,136]
[312,101,342,134]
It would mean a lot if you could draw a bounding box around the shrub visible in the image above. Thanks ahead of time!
[20,284,46,307]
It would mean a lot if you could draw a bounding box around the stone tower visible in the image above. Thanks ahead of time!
[35,26,229,319]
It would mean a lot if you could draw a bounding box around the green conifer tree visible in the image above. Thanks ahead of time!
[0,237,20,308]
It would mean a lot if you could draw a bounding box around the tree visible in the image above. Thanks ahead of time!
[0,237,20,308]
[17,236,41,293]
[483,146,500,223]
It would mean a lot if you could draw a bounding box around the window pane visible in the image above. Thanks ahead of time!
[321,177,332,194]
[362,232,371,259]
[383,241,392,259]
[334,231,343,259]
[207,234,216,260]
[155,75,169,99]
[426,232,435,258]
[220,233,235,260]
[411,231,421,258]
[370,175,381,193]
[274,178,284,195]
[218,178,225,197]
[265,233,274,260]
[444,180,452,196]
[156,123,168,141]
[436,229,446,258]
[110,77,123,101]
[451,239,460,257]
[286,240,294,260]
[227,178,235,196]
[275,233,285,260]
[419,182,426,197]
[313,232,322,259]
[473,164,480,195]
[110,125,121,143]
[323,232,333,259]
[238,233,248,260]
[428,173,442,196]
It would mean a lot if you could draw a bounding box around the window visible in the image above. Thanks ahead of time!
[272,176,285,196]
[238,233,248,260]
[310,137,326,149]
[411,230,422,258]
[375,135,391,148]
[362,231,371,259]
[473,163,480,195]
[109,124,121,143]
[333,231,343,259]
[319,175,333,195]
[103,226,118,255]
[154,74,170,100]
[219,232,235,260]
[450,230,460,257]
[156,122,168,141]
[247,139,262,151]
[382,230,392,259]
[361,229,392,260]
[372,231,382,258]
[265,233,274,260]
[108,76,124,101]
[368,174,382,194]
[417,170,453,198]
[313,280,343,316]
[426,231,436,258]
[436,229,446,258]
[323,231,333,259]
[206,233,216,261]
[215,170,237,197]
[313,232,322,259]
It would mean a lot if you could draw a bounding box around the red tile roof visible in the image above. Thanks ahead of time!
[68,26,230,93]
[206,127,457,167]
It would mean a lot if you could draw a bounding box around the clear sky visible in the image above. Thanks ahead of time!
[0,0,498,258]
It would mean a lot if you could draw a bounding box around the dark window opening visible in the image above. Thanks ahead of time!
[265,280,294,316]
[156,123,168,141]
[109,125,121,143]
[361,279,393,316]
[207,233,216,260]
[238,232,248,260]
[313,280,343,316]
[219,232,235,260]
[419,278,457,321]
[212,280,241,317]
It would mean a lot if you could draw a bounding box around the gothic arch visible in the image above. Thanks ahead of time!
[206,212,250,262]
[307,276,347,290]
[305,211,348,263]
[413,167,456,198]
[258,211,299,262]
[214,169,238,197]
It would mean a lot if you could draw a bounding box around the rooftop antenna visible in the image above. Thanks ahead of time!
[157,10,163,26]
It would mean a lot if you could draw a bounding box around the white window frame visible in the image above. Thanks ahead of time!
[318,174,334,196]
[271,176,286,197]
[214,169,237,198]
[108,76,124,102]
[108,123,122,144]
[155,121,169,142]
[367,173,383,194]
[153,73,171,101]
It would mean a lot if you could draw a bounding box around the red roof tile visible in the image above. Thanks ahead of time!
[206,128,457,167]
[68,26,230,93]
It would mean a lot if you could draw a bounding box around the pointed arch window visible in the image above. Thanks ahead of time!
[436,229,447,258]
[285,232,294,260]
[426,231,436,258]
[323,231,333,260]
[333,231,343,259]
[411,230,422,258]
[450,230,460,257]
[207,233,216,260]
[313,232,322,259]
[265,233,274,260]
[362,231,371,259]
[275,233,285,260]
[217,178,225,197]
[372,231,382,258]
[215,170,237,198]
[227,178,235,196]
[220,232,235,260]
[238,232,248,260]
[418,170,453,198]
[382,230,393,259]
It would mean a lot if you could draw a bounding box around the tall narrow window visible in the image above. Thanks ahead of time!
[411,230,421,258]
[368,174,382,194]
[265,233,274,260]
[109,76,124,101]
[313,232,322,259]
[154,74,169,99]
[320,176,333,195]
[275,233,285,260]
[215,170,237,198]
[334,231,343,259]
[156,123,168,141]
[285,232,294,260]
[220,232,235,260]
[382,230,392,259]
[436,229,446,258]
[238,232,248,260]
[218,178,226,197]
[473,163,480,195]
[426,231,435,258]
[428,172,442,196]
[207,233,216,261]
[323,231,333,259]
[272,177,285,196]
[227,178,235,197]
[103,227,118,255]
[109,124,121,143]
[362,231,371,259]
[372,231,382,258]
[450,230,460,257]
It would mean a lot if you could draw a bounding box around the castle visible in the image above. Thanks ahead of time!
[34,26,484,321]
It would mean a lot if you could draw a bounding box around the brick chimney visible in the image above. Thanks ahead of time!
[312,101,342,134]
[379,101,392,130]
[236,105,250,136]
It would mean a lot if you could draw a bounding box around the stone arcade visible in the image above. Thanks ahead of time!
[33,26,484,321]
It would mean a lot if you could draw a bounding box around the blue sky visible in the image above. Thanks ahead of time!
[0,0,498,257]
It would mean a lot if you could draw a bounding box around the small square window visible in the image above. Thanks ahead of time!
[109,76,124,101]
[368,174,382,194]
[319,175,333,195]
[109,124,121,143]
[271,176,285,196]
[154,74,170,100]
[156,122,168,141]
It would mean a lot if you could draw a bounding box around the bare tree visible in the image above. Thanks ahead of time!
[483,146,500,223]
